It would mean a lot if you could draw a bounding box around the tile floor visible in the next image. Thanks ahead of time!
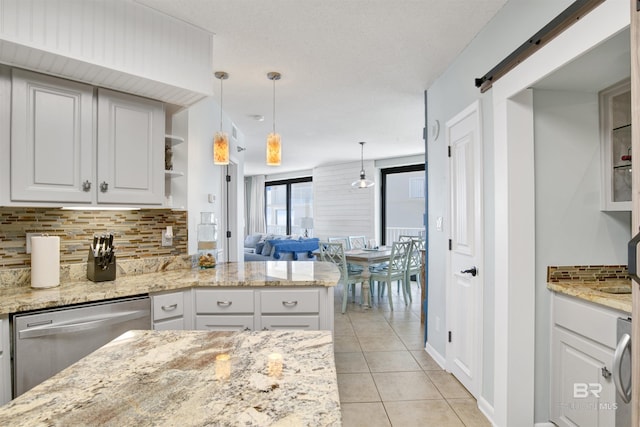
[333,280,491,427]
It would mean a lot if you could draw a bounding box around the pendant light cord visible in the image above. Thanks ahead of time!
[272,77,276,134]
[220,77,224,131]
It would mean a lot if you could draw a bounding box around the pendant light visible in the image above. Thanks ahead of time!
[213,71,230,165]
[351,141,375,188]
[266,72,282,166]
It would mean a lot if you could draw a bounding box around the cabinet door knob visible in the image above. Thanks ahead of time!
[99,182,109,193]
[82,180,92,192]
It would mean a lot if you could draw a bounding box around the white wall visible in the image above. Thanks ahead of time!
[187,97,246,261]
[425,0,574,419]
[313,160,378,242]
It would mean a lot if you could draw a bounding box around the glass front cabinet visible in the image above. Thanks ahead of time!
[600,79,631,211]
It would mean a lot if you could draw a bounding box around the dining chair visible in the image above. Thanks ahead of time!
[329,236,363,273]
[348,235,367,249]
[369,240,411,310]
[404,237,425,302]
[319,242,367,313]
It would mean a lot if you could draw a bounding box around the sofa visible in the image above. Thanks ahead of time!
[243,233,319,261]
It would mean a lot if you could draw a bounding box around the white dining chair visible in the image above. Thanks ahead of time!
[348,235,366,249]
[369,240,411,310]
[403,237,425,302]
[319,242,367,313]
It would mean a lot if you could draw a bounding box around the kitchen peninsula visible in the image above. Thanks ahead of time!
[0,260,340,315]
[0,329,341,426]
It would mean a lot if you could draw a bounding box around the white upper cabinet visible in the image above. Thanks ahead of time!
[97,89,164,205]
[600,79,631,211]
[9,70,165,207]
[11,69,94,203]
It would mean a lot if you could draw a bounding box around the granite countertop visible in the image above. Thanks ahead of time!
[547,279,632,313]
[0,261,340,315]
[0,329,341,426]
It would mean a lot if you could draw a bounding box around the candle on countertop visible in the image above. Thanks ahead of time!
[215,353,231,381]
[267,353,283,378]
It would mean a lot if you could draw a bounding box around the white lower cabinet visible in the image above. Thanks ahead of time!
[0,315,10,405]
[550,293,623,427]
[193,287,332,332]
[258,289,320,330]
[151,289,192,330]
[195,315,254,331]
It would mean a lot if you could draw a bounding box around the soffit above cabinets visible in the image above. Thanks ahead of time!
[0,0,213,106]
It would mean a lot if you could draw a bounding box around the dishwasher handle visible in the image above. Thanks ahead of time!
[613,332,632,404]
[18,309,150,339]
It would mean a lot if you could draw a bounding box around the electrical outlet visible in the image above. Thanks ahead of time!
[26,233,42,254]
[161,232,173,247]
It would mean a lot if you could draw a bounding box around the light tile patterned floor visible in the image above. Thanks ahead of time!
[334,281,491,427]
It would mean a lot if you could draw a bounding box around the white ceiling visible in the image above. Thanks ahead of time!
[137,0,509,176]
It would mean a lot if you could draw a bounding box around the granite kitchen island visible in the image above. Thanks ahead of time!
[0,329,341,426]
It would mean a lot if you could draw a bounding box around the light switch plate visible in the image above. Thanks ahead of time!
[436,217,443,232]
[161,232,173,247]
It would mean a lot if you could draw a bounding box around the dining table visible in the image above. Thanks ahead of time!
[344,246,393,308]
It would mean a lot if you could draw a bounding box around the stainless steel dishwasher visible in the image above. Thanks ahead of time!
[11,295,150,397]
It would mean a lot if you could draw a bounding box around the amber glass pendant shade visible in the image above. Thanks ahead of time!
[213,132,229,165]
[266,132,281,166]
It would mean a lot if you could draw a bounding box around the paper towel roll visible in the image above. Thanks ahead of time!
[31,235,60,289]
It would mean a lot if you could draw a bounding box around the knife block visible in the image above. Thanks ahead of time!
[87,249,116,282]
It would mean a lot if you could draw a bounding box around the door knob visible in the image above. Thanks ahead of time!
[461,266,478,277]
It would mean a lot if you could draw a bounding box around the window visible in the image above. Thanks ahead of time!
[265,177,313,236]
[381,164,426,245]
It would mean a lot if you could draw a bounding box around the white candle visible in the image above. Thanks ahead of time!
[215,353,231,381]
[267,353,283,378]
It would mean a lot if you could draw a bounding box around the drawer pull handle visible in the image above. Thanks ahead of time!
[161,304,178,311]
[282,300,298,307]
[217,300,232,307]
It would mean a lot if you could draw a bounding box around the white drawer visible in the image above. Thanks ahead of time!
[195,315,254,331]
[553,293,624,349]
[152,292,185,321]
[260,289,319,314]
[195,289,254,314]
[261,315,319,330]
[153,317,185,331]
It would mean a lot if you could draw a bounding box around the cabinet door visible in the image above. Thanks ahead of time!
[97,88,164,205]
[11,69,94,203]
[551,327,616,427]
[153,317,185,331]
[195,315,254,331]
[259,315,320,331]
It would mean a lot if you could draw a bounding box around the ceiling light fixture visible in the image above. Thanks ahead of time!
[351,141,375,188]
[214,71,230,165]
[266,72,282,166]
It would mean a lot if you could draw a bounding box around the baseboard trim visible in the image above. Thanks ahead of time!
[424,342,447,369]
[477,395,496,426]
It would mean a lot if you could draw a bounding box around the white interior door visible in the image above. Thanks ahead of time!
[446,101,483,397]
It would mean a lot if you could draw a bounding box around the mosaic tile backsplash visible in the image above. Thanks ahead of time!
[547,265,629,282]
[0,208,188,268]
